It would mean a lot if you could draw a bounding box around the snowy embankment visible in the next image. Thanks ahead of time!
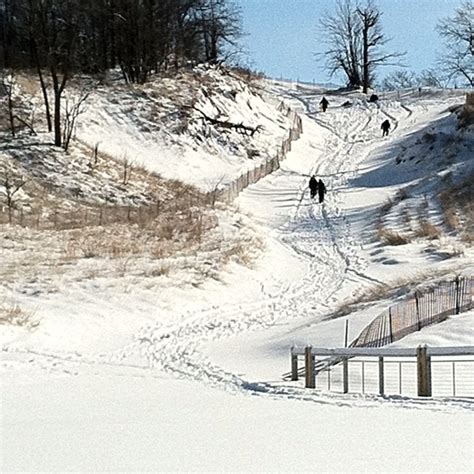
[2,77,473,472]
[77,67,292,191]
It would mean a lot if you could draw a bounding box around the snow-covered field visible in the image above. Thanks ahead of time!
[1,74,473,472]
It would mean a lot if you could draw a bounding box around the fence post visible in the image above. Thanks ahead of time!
[344,319,349,347]
[388,307,394,343]
[378,356,384,396]
[416,345,432,397]
[455,276,460,314]
[415,291,421,330]
[342,358,349,393]
[291,348,298,381]
[304,346,315,389]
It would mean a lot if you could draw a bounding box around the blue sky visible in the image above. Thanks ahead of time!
[236,0,460,85]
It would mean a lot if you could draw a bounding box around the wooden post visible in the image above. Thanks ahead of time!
[415,291,421,330]
[344,319,349,347]
[343,358,349,394]
[417,345,432,397]
[304,346,315,389]
[452,361,456,397]
[378,356,384,396]
[455,276,460,314]
[388,307,394,343]
[291,349,298,381]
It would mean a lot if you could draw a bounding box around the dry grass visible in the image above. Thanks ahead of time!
[458,108,474,128]
[0,301,39,329]
[421,132,436,143]
[328,268,463,321]
[401,207,412,225]
[414,220,441,240]
[377,226,410,245]
[439,172,474,239]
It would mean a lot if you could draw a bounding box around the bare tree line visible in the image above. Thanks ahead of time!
[318,0,473,90]
[0,0,243,146]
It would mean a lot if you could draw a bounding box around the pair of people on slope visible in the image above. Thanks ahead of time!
[309,175,326,203]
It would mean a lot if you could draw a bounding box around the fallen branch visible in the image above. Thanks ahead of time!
[13,115,37,135]
[192,107,263,137]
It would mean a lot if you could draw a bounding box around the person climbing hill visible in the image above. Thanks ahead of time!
[381,119,391,137]
[318,179,326,204]
[320,97,329,112]
[309,175,318,198]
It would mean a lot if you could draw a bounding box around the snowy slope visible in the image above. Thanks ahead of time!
[77,67,293,191]
[1,76,473,472]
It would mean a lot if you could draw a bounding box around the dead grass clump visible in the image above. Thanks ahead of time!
[223,242,253,266]
[379,199,393,216]
[0,302,38,329]
[401,207,412,225]
[377,227,410,245]
[395,188,409,201]
[457,108,474,128]
[421,132,436,143]
[439,172,473,234]
[222,235,263,267]
[444,208,461,230]
[149,264,170,277]
[414,220,441,240]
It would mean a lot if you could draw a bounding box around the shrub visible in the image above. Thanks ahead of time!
[377,227,410,245]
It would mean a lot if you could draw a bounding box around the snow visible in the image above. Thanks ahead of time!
[1,72,473,472]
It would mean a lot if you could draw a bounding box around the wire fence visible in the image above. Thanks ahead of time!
[0,195,210,231]
[216,102,303,203]
[1,103,302,228]
[351,276,473,348]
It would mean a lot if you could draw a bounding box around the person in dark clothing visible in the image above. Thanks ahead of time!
[320,97,329,112]
[369,94,379,103]
[381,119,391,136]
[318,179,326,204]
[309,175,318,198]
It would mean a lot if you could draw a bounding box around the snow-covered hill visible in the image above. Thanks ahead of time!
[1,72,473,472]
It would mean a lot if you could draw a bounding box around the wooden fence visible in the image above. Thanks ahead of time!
[290,345,474,397]
[216,102,303,203]
[351,276,473,348]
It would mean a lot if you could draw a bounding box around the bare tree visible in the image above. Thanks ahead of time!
[356,1,405,93]
[437,0,474,87]
[206,174,225,208]
[418,69,447,89]
[195,0,242,65]
[318,0,362,88]
[0,167,25,223]
[380,70,416,90]
[0,69,15,136]
[62,88,91,152]
[318,0,404,91]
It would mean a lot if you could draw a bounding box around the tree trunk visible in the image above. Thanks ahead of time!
[362,26,369,94]
[38,65,52,132]
[52,73,62,147]
[6,78,15,137]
